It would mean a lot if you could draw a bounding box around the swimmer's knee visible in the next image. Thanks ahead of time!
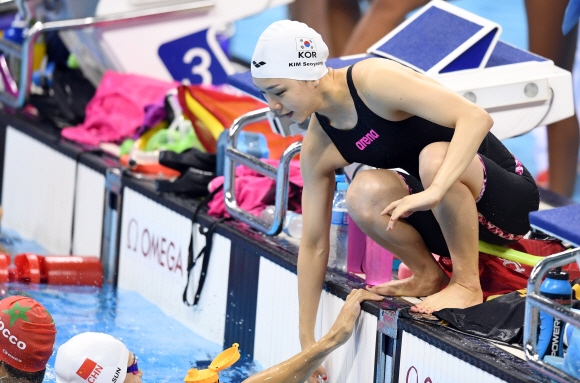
[346,171,382,212]
[419,142,484,198]
[419,142,448,186]
[346,170,406,220]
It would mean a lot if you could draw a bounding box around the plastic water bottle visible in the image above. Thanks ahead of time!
[563,308,580,347]
[4,15,27,46]
[216,130,270,176]
[334,168,347,187]
[364,236,393,286]
[284,211,302,239]
[3,15,27,81]
[347,220,366,274]
[545,309,580,379]
[537,269,572,359]
[259,205,276,225]
[329,181,349,271]
[259,206,302,239]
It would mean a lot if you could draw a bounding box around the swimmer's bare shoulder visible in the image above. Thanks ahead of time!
[353,58,447,122]
[356,57,440,86]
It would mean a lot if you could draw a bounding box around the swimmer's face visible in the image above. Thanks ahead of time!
[125,351,143,383]
[253,77,318,124]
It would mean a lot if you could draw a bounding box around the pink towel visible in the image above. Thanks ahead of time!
[61,71,177,146]
[208,159,303,218]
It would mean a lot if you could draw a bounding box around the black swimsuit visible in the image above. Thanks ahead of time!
[315,64,539,257]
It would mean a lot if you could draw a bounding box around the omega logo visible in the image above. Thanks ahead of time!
[406,366,433,383]
[126,219,184,275]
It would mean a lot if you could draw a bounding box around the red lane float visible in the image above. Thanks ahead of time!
[13,253,41,283]
[0,254,10,283]
[12,254,103,287]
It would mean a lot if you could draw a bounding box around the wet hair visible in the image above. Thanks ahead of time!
[1,361,45,383]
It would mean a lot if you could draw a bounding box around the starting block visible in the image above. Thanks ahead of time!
[369,1,502,75]
[529,205,580,247]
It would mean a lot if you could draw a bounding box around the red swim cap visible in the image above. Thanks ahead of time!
[0,296,56,372]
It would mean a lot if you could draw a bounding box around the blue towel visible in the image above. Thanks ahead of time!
[563,0,580,35]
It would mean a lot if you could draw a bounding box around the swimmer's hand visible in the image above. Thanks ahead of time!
[308,290,382,383]
[307,366,327,383]
[381,188,442,231]
[324,289,384,347]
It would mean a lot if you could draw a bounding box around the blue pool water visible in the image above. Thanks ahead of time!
[0,228,48,256]
[3,283,260,383]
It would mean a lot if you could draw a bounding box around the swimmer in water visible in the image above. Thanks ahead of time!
[54,289,381,383]
[0,296,57,383]
[55,332,143,383]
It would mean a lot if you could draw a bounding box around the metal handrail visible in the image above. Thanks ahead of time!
[224,107,302,236]
[0,0,214,108]
[523,247,580,383]
[14,0,27,21]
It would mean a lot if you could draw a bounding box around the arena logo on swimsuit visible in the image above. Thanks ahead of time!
[355,129,379,150]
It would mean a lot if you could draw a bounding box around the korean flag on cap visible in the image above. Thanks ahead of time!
[296,38,316,51]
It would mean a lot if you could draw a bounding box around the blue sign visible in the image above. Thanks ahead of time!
[158,28,229,85]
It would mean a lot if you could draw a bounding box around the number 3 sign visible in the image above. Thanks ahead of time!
[158,28,233,85]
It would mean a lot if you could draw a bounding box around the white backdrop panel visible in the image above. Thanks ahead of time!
[398,332,507,383]
[2,127,75,254]
[72,164,105,257]
[254,257,301,368]
[118,188,229,344]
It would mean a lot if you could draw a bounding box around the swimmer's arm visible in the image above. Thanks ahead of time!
[365,62,493,206]
[298,116,348,349]
[242,290,383,383]
[242,335,334,383]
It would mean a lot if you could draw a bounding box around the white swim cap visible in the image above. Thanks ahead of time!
[55,332,130,383]
[251,20,329,81]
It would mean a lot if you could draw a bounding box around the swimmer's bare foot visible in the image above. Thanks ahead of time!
[410,282,483,314]
[365,271,448,298]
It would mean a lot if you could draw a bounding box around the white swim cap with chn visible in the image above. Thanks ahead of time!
[55,332,130,383]
[251,20,329,81]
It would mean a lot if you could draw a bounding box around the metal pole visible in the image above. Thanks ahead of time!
[1,0,214,107]
[224,108,302,236]
[523,247,580,383]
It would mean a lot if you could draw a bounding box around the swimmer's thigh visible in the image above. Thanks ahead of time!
[476,155,540,246]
